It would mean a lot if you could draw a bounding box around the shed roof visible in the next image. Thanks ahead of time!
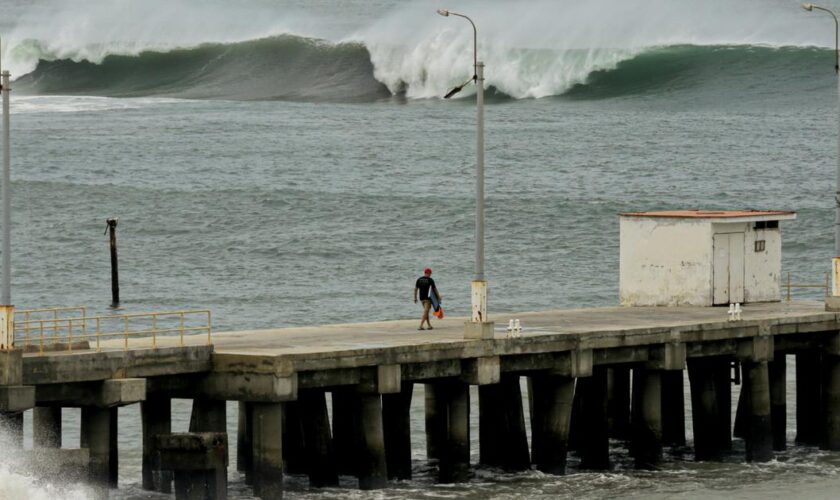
[621,209,796,221]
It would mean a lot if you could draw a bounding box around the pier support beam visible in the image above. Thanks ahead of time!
[478,374,530,470]
[578,366,609,470]
[631,367,662,469]
[743,361,773,462]
[142,396,173,492]
[33,406,62,448]
[687,357,729,461]
[299,389,339,487]
[529,373,574,475]
[237,402,253,483]
[0,410,23,445]
[769,356,787,451]
[252,403,284,499]
[81,406,118,488]
[796,352,823,445]
[382,382,413,480]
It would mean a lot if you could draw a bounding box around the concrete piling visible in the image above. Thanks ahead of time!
[769,356,787,451]
[142,396,173,492]
[158,432,228,500]
[332,389,360,476]
[796,352,823,445]
[252,403,284,499]
[424,383,446,463]
[823,354,840,450]
[281,400,306,474]
[357,393,388,489]
[578,366,609,470]
[687,357,727,461]
[437,381,470,483]
[237,402,253,483]
[382,382,413,480]
[743,361,773,462]
[631,368,662,469]
[81,406,118,488]
[299,389,339,487]
[478,374,530,470]
[33,406,62,448]
[529,373,575,475]
[661,370,686,447]
[607,366,631,440]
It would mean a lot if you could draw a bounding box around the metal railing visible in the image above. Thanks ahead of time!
[14,309,212,355]
[783,272,830,301]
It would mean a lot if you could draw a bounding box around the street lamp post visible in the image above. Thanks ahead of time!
[802,3,840,310]
[437,8,493,338]
[0,41,13,350]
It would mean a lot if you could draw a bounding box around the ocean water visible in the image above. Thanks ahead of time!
[2,0,840,497]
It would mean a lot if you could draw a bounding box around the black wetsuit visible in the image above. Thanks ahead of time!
[415,276,437,301]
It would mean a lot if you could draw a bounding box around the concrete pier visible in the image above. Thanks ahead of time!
[142,396,173,492]
[382,382,413,480]
[437,381,470,483]
[12,300,840,496]
[357,392,387,489]
[607,366,631,440]
[796,352,822,445]
[632,367,662,469]
[478,374,530,470]
[743,361,773,462]
[661,371,686,447]
[237,402,253,483]
[299,389,339,487]
[81,406,118,488]
[578,366,609,470]
[251,403,284,499]
[769,356,787,451]
[529,373,574,474]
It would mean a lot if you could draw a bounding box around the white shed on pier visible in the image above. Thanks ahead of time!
[619,209,796,307]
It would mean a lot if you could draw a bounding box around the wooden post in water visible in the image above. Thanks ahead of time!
[105,218,119,307]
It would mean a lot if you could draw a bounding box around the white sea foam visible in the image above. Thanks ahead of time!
[352,0,837,99]
[0,426,93,500]
[11,95,196,114]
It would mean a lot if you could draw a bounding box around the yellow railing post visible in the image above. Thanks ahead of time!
[96,317,101,352]
[39,320,44,356]
[124,316,129,351]
[152,314,157,350]
[179,313,185,347]
[207,311,212,346]
[787,272,792,302]
[68,318,73,352]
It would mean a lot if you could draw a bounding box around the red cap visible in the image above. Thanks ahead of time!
[424,267,432,275]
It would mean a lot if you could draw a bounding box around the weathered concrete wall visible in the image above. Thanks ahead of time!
[620,217,712,306]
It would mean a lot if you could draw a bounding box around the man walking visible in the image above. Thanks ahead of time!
[414,267,440,330]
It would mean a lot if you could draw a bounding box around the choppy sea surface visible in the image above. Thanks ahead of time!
[2,0,840,498]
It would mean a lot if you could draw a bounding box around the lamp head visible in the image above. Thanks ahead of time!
[437,8,450,17]
[802,3,815,11]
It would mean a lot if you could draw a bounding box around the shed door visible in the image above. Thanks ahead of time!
[713,232,745,305]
